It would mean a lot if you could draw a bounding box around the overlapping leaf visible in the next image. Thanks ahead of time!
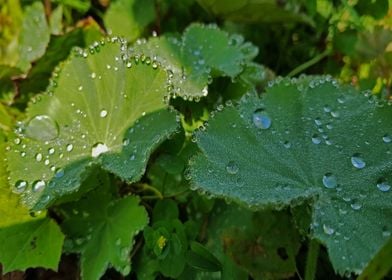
[132,24,258,99]
[6,38,179,210]
[59,173,148,280]
[0,140,64,273]
[189,77,392,274]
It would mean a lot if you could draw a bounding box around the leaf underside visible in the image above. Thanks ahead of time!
[189,76,392,274]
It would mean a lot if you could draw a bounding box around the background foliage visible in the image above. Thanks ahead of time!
[1,0,392,279]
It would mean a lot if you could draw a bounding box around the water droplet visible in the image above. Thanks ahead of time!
[252,109,271,129]
[100,110,108,118]
[323,105,331,113]
[377,178,391,192]
[48,147,55,155]
[351,153,366,169]
[130,154,136,161]
[91,143,109,158]
[350,199,362,210]
[32,180,46,192]
[383,134,391,143]
[35,153,43,162]
[312,134,321,144]
[14,138,21,145]
[323,224,335,235]
[226,161,239,175]
[78,85,83,91]
[25,115,59,141]
[55,168,65,178]
[314,118,322,126]
[322,173,337,189]
[66,144,74,152]
[283,141,291,148]
[15,180,28,193]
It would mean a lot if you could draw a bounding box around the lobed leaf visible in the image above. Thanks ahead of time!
[6,38,179,210]
[0,141,64,273]
[132,24,258,99]
[189,76,392,274]
[59,173,148,280]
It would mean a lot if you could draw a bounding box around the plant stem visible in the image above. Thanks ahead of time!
[304,239,320,280]
[287,48,331,77]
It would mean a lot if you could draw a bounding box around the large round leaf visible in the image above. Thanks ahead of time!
[7,38,179,210]
[189,77,392,274]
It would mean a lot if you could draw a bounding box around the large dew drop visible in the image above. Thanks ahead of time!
[323,224,335,235]
[351,153,366,169]
[25,115,59,141]
[91,143,109,158]
[252,109,271,129]
[14,180,28,193]
[322,173,337,189]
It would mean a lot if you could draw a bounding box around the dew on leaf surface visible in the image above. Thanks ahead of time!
[312,134,321,144]
[351,153,366,169]
[322,173,337,189]
[25,115,59,141]
[91,143,109,158]
[252,109,271,129]
[383,134,391,143]
[66,144,74,152]
[376,178,391,192]
[100,110,108,118]
[226,161,239,175]
[32,180,46,192]
[14,180,28,193]
[323,224,335,235]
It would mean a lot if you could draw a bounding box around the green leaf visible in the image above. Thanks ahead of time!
[196,0,313,24]
[355,0,389,19]
[132,24,257,99]
[204,202,300,279]
[17,2,50,71]
[189,76,392,274]
[104,0,155,42]
[0,218,65,273]
[358,237,392,280]
[6,38,179,210]
[59,174,148,279]
[0,134,64,273]
[186,241,222,272]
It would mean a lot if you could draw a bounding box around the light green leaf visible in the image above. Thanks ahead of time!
[132,24,257,99]
[59,175,148,280]
[0,218,65,273]
[0,134,64,273]
[6,38,179,210]
[189,76,392,274]
[17,1,50,71]
[104,0,155,42]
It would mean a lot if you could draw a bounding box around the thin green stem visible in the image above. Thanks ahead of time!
[304,239,320,280]
[135,183,163,199]
[287,48,332,77]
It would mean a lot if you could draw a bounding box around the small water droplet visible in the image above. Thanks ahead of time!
[312,134,322,144]
[351,153,366,169]
[323,105,331,113]
[252,109,271,129]
[48,147,55,155]
[66,144,73,152]
[377,178,391,192]
[350,199,362,210]
[35,153,43,162]
[283,141,291,148]
[32,180,46,192]
[15,180,28,193]
[25,115,59,141]
[91,143,109,158]
[383,134,391,143]
[226,161,239,175]
[323,173,337,189]
[100,110,108,118]
[14,138,21,145]
[78,85,83,91]
[55,168,65,178]
[323,224,335,235]
[314,118,322,126]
